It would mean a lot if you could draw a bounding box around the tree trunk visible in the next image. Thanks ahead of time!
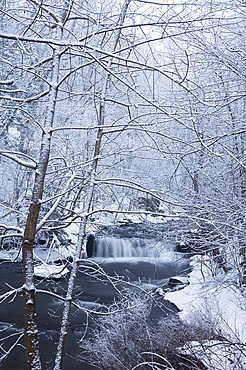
[54,2,131,368]
[22,44,60,369]
[53,123,103,370]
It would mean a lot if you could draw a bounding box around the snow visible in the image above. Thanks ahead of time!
[34,263,69,279]
[165,255,246,369]
[33,244,76,262]
[8,127,20,139]
[65,222,80,244]
[0,243,76,264]
[0,150,37,169]
[166,256,246,340]
[0,249,22,262]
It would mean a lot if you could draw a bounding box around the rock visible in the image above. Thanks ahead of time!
[175,241,191,253]
[86,234,95,257]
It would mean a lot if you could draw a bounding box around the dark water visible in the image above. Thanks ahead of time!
[0,249,190,369]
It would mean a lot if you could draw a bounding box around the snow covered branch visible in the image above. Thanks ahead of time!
[0,224,24,234]
[0,285,24,305]
[36,172,76,232]
[0,79,14,85]
[0,151,37,169]
[0,332,24,365]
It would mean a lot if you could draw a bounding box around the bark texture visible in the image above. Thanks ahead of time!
[22,43,60,369]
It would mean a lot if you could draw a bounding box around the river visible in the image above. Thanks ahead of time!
[0,233,191,369]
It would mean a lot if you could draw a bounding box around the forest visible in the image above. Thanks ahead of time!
[0,0,246,369]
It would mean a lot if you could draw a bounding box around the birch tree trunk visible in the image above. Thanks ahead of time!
[54,2,131,368]
[22,44,61,370]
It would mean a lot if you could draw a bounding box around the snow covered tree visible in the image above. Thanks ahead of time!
[1,0,246,368]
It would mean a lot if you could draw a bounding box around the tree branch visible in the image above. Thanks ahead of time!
[36,172,76,232]
[0,151,37,169]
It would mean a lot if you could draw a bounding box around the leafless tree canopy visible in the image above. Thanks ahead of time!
[0,0,246,369]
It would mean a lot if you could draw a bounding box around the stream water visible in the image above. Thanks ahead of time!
[0,232,191,369]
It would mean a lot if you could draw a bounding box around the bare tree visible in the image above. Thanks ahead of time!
[1,0,246,369]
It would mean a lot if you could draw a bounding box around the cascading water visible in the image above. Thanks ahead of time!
[85,232,190,281]
[95,237,133,258]
[86,235,164,259]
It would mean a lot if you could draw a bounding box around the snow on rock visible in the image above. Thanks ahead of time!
[0,249,22,262]
[64,222,80,244]
[33,244,76,262]
[34,263,69,279]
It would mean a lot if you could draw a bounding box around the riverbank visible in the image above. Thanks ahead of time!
[166,255,246,369]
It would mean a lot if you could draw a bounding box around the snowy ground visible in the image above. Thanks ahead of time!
[166,255,246,369]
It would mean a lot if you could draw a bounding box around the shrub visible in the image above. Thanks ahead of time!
[79,293,211,369]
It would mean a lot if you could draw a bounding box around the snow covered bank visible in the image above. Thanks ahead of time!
[165,255,246,369]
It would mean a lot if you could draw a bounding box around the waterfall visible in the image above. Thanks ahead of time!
[86,235,162,259]
[94,237,135,258]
